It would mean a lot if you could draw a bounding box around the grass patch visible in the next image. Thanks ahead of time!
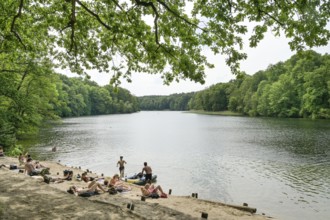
[186,110,243,116]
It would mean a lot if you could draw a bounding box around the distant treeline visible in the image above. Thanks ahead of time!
[0,72,139,148]
[1,50,329,150]
[56,75,139,117]
[139,50,330,119]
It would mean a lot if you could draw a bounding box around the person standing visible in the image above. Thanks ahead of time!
[141,162,152,182]
[117,156,127,178]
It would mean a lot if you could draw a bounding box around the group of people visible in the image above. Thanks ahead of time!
[69,172,132,197]
[69,156,166,198]
[116,156,167,199]
[19,153,49,176]
[2,151,167,199]
[116,156,153,182]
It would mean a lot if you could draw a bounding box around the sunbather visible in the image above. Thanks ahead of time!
[24,158,40,176]
[68,180,107,196]
[141,183,167,198]
[107,174,131,191]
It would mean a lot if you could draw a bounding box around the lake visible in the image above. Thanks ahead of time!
[26,111,330,220]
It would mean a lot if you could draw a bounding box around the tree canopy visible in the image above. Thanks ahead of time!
[1,0,330,85]
[140,50,330,119]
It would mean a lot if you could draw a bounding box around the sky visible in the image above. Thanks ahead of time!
[85,32,329,97]
[64,23,330,97]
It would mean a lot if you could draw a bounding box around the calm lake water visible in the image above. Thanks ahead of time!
[26,111,330,220]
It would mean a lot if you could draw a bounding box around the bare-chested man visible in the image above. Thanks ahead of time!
[117,156,127,178]
[25,158,40,176]
[141,162,152,182]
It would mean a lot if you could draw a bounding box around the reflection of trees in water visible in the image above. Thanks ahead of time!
[256,118,329,156]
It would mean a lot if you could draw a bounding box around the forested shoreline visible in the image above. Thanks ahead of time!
[139,51,330,119]
[1,50,329,153]
[0,71,139,151]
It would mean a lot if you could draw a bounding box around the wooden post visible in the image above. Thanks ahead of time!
[201,212,208,219]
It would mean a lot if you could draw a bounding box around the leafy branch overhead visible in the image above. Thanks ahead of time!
[1,0,330,85]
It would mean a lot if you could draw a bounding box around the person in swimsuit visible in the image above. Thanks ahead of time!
[68,180,107,196]
[141,183,167,197]
[24,158,40,176]
[117,156,127,178]
[141,162,152,182]
[106,174,131,191]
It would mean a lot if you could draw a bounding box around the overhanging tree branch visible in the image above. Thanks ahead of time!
[76,0,114,31]
[134,0,160,45]
[156,0,205,32]
[11,0,26,49]
[69,0,77,54]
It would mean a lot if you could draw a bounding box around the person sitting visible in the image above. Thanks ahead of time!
[67,180,107,196]
[141,183,167,198]
[0,146,4,157]
[24,158,41,176]
[18,153,26,165]
[106,174,131,191]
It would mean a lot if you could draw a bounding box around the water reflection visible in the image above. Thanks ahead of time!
[24,112,330,220]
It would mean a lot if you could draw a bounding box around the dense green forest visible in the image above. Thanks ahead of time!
[2,1,329,154]
[139,51,330,119]
[138,93,194,111]
[0,70,139,150]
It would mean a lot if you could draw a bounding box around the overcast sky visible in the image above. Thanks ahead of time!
[64,23,330,97]
[85,31,329,97]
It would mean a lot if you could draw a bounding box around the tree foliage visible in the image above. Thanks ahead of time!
[139,93,194,111]
[0,71,139,149]
[1,0,329,86]
[141,51,330,119]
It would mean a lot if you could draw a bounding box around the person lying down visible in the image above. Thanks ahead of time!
[67,180,107,197]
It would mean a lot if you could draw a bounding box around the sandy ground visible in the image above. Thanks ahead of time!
[0,156,274,220]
